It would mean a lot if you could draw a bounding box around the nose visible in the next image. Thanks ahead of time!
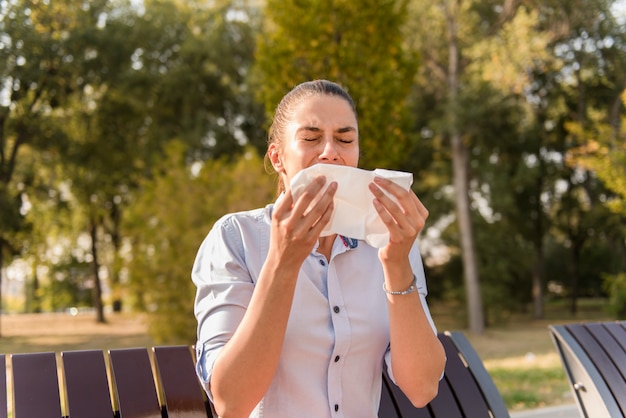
[319,138,339,161]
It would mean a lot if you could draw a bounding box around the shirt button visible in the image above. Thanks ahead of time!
[333,306,340,313]
[335,404,339,412]
[334,355,340,362]
[319,259,326,266]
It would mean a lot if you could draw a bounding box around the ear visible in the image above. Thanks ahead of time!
[268,143,284,173]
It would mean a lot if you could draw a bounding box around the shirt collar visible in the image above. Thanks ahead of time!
[340,236,359,249]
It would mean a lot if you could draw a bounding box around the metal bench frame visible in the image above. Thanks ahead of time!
[550,321,626,418]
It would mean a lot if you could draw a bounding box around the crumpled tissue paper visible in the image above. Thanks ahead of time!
[289,164,413,248]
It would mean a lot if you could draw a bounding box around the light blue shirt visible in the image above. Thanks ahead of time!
[192,202,436,417]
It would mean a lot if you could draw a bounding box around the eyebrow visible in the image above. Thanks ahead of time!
[297,126,357,134]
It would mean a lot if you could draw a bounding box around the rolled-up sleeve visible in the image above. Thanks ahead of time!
[192,215,255,397]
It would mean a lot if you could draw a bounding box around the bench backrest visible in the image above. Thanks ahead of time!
[380,331,509,418]
[0,332,507,418]
[550,321,626,418]
[6,345,213,418]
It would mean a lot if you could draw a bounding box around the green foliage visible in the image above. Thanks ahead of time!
[39,256,93,312]
[254,0,419,169]
[604,273,626,319]
[1,0,626,335]
[1,0,265,324]
[0,0,111,287]
[124,143,275,344]
[567,91,626,217]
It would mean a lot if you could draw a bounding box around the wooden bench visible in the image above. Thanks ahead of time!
[381,331,510,418]
[0,331,508,417]
[549,321,626,418]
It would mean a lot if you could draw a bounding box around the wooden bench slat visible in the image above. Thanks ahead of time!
[587,323,626,381]
[379,371,402,417]
[109,348,162,418]
[153,345,212,418]
[380,367,433,418]
[11,352,62,418]
[428,374,463,417]
[438,334,492,418]
[604,322,626,352]
[62,350,114,418]
[0,355,6,418]
[566,323,626,416]
[447,331,510,418]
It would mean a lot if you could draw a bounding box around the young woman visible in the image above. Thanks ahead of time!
[192,80,445,417]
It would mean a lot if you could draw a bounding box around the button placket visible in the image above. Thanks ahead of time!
[326,260,349,418]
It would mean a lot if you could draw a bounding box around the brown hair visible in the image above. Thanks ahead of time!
[265,80,358,193]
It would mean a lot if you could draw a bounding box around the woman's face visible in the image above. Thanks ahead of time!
[269,95,359,192]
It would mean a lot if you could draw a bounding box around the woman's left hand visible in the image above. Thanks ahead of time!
[368,177,429,261]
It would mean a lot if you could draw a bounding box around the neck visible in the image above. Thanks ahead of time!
[318,235,336,260]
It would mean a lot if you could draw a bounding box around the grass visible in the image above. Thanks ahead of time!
[0,297,614,413]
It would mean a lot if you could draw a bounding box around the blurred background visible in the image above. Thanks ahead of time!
[0,0,625,409]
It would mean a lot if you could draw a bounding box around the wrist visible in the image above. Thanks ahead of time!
[383,275,417,295]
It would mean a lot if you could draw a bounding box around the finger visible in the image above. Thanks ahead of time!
[273,187,296,219]
[309,198,335,235]
[373,176,411,199]
[302,181,337,227]
[285,179,336,238]
[290,176,327,217]
[372,178,417,214]
[370,183,427,235]
[369,182,414,223]
[410,192,429,221]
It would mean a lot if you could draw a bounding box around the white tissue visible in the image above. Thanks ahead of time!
[289,164,413,248]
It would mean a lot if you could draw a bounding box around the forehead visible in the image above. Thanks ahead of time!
[289,95,358,130]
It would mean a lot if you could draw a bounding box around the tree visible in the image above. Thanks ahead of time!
[124,144,275,343]
[2,0,264,328]
[533,0,626,314]
[0,0,121,328]
[253,0,419,170]
[567,89,626,316]
[405,1,556,332]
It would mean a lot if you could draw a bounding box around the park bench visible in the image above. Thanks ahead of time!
[0,331,509,418]
[549,320,626,418]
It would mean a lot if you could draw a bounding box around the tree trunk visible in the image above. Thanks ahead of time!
[0,248,3,337]
[110,202,122,313]
[28,261,41,313]
[90,217,106,323]
[444,0,484,334]
[532,252,544,319]
[451,135,485,334]
[569,240,580,315]
[532,170,545,319]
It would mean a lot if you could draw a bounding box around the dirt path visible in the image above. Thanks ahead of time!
[0,312,154,354]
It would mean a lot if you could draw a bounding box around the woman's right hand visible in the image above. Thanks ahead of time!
[269,176,337,269]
